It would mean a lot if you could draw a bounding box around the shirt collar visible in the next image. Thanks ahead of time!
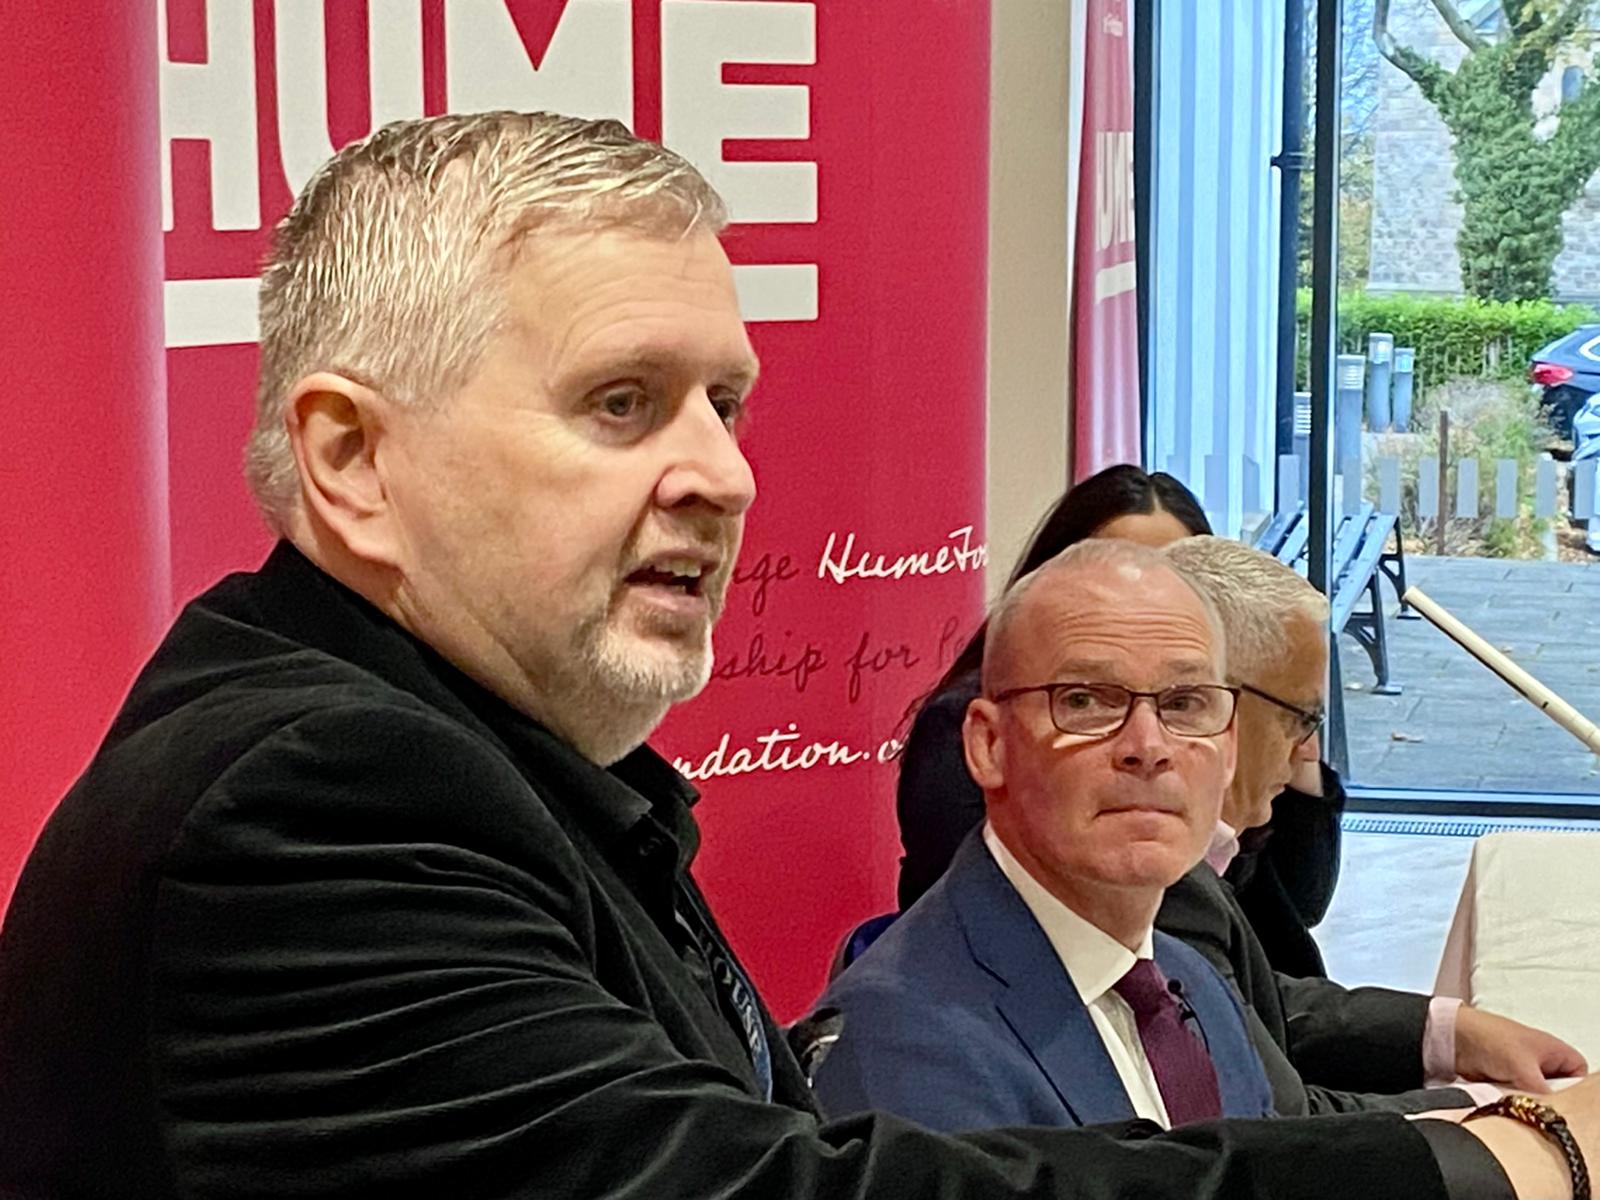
[1204,819,1240,876]
[982,822,1154,1006]
[244,541,703,870]
[487,718,702,872]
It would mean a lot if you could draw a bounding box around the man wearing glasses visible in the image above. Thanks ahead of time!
[1164,536,1586,1118]
[809,538,1276,1131]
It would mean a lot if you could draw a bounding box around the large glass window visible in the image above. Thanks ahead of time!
[1142,0,1600,993]
[1147,0,1600,799]
[1330,0,1600,798]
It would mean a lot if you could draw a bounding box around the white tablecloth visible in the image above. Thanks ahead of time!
[1434,831,1600,1066]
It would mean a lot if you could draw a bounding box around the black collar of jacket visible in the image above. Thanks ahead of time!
[187,540,702,871]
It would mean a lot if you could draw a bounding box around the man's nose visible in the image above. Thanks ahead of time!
[1110,697,1174,777]
[1294,729,1322,762]
[656,391,757,516]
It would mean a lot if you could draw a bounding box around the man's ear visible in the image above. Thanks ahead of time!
[284,372,401,568]
[963,697,1007,791]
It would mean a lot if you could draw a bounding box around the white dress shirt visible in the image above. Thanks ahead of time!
[982,823,1171,1127]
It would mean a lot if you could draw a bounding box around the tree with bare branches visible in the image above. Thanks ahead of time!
[1375,0,1600,300]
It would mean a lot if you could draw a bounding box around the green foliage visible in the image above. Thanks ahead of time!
[1294,289,1599,395]
[1419,379,1553,558]
[1372,376,1553,559]
[1383,2,1600,300]
[1297,165,1374,291]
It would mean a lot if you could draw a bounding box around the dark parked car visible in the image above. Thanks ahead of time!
[1529,324,1600,440]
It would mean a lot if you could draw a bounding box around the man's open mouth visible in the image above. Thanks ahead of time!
[627,557,711,597]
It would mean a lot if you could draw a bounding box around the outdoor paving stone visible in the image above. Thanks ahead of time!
[1337,554,1600,794]
[1392,685,1528,710]
[1466,599,1580,619]
[1475,730,1593,750]
[1407,555,1512,573]
[1512,668,1600,690]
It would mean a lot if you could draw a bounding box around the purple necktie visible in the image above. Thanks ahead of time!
[1112,958,1224,1126]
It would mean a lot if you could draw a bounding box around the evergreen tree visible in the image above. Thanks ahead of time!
[1375,0,1600,300]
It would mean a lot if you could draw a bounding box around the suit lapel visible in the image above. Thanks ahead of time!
[944,834,1138,1127]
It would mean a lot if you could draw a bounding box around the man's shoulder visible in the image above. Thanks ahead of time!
[824,887,981,1012]
[111,605,480,795]
[29,585,555,914]
[826,835,1039,1017]
[1159,862,1239,928]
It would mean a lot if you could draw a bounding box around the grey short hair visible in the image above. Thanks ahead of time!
[982,539,1227,691]
[245,111,728,531]
[1163,536,1329,682]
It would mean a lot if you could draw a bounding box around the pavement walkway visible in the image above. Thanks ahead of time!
[1337,555,1600,794]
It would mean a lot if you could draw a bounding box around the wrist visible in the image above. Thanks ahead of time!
[1460,1115,1571,1200]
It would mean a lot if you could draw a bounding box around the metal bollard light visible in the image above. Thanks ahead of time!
[1392,346,1416,432]
[1366,332,1394,432]
[1336,354,1366,481]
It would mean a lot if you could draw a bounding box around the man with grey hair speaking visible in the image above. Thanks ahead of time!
[1162,536,1586,1117]
[0,112,1596,1200]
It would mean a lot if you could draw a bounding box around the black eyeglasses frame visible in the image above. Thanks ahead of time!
[989,681,1242,740]
[1237,682,1325,747]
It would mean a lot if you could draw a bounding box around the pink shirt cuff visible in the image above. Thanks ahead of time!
[1424,998,1503,1106]
[1423,995,1461,1086]
[1453,1080,1505,1107]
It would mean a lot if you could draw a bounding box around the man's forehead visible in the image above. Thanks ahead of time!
[501,229,757,376]
[1027,561,1208,626]
[1255,640,1329,708]
[1006,564,1220,670]
[552,338,760,388]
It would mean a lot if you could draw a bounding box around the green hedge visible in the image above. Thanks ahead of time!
[1293,290,1599,393]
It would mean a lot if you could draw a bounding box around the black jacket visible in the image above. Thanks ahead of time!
[1226,761,1347,979]
[1158,863,1471,1116]
[0,545,1485,1199]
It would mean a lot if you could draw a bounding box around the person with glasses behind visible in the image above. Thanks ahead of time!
[1163,537,1587,1117]
[897,466,1351,988]
[810,540,1276,1132]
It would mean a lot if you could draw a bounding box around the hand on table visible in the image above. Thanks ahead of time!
[1456,1005,1589,1094]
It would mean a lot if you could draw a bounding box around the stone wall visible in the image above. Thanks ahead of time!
[1367,0,1600,301]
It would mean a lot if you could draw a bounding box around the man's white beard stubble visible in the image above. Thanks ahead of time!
[561,605,717,766]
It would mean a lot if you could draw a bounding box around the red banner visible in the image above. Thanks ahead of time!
[0,1,171,910]
[1072,0,1141,478]
[3,0,991,1022]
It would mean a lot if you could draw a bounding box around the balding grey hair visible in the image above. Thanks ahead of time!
[245,110,728,531]
[1163,536,1329,683]
[982,538,1227,693]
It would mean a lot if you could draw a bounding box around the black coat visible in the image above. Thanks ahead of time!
[1158,864,1471,1116]
[0,545,1476,1199]
[1226,761,1347,980]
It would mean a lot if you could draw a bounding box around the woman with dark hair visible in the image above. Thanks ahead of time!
[893,464,1343,979]
[922,465,1212,694]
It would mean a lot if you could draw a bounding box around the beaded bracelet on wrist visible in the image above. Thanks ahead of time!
[1463,1094,1589,1200]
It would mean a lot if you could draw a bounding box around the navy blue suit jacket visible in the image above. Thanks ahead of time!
[812,832,1276,1132]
